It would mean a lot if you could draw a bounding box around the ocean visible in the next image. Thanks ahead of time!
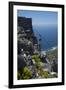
[33,25,58,51]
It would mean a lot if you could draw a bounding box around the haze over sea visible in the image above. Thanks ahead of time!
[33,25,58,51]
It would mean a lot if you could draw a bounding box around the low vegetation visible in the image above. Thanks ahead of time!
[17,67,32,80]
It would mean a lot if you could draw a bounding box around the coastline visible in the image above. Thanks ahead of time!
[41,46,57,54]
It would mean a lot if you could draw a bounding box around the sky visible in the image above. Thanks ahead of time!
[17,10,58,27]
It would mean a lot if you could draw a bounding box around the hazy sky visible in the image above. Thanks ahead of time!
[17,10,58,27]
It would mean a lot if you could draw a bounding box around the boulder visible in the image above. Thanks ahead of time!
[18,55,26,70]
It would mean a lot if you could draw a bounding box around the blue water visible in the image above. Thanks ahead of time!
[33,25,58,51]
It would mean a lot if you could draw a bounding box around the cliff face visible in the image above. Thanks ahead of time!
[18,17,38,44]
[17,17,38,70]
[18,17,32,31]
[18,17,33,39]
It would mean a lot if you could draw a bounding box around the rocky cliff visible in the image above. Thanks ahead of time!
[18,17,38,54]
[17,17,39,70]
[17,17,58,80]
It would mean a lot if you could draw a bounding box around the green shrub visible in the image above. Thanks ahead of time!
[32,55,41,63]
[39,70,49,78]
[17,67,32,80]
